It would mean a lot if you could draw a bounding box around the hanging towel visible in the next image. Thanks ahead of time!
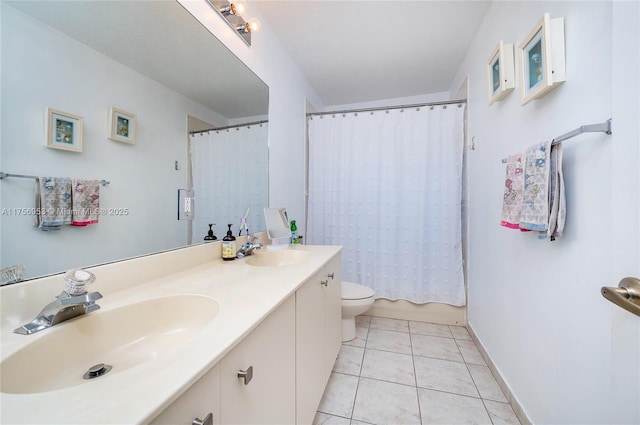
[34,177,72,230]
[540,142,566,240]
[519,141,552,231]
[500,153,525,229]
[71,179,100,226]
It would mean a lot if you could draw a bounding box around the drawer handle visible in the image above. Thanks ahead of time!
[320,280,328,287]
[192,412,213,425]
[238,366,253,385]
[327,273,335,279]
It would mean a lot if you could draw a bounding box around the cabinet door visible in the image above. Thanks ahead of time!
[324,255,343,378]
[150,363,221,425]
[295,269,328,425]
[220,295,296,425]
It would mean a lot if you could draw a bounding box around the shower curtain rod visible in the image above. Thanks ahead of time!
[189,119,268,136]
[306,99,466,117]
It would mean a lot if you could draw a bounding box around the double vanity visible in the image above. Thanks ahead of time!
[0,241,342,424]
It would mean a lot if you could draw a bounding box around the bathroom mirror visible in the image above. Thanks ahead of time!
[0,0,269,282]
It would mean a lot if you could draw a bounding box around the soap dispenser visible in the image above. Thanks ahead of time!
[204,224,217,241]
[222,224,236,261]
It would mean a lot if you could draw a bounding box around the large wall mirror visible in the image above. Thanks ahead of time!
[0,0,269,282]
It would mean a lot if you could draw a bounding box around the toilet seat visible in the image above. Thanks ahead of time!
[342,282,374,300]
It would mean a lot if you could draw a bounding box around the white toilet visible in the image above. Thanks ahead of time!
[341,281,375,342]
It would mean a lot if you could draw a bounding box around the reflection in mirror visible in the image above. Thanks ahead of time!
[0,1,269,282]
[190,122,269,241]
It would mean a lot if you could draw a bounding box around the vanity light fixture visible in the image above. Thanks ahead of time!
[207,0,261,46]
[218,0,247,17]
[237,18,261,34]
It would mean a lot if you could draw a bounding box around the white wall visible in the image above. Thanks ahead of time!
[450,1,639,423]
[1,4,226,278]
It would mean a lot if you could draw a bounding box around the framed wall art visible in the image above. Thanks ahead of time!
[487,41,515,105]
[518,13,565,105]
[46,108,83,152]
[108,107,136,144]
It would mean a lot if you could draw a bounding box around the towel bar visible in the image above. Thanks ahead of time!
[501,119,612,163]
[0,172,110,187]
[601,277,640,317]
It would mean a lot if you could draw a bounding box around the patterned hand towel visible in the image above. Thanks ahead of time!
[540,142,566,240]
[500,153,525,229]
[71,179,100,226]
[519,141,552,231]
[34,177,72,230]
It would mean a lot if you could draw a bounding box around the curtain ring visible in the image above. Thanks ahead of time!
[430,106,434,110]
[443,105,447,109]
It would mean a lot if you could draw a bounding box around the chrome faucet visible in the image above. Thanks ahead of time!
[236,234,263,258]
[14,269,103,335]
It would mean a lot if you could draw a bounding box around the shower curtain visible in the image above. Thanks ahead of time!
[190,123,268,240]
[307,105,465,305]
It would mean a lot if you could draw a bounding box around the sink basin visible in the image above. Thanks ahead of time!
[0,295,218,394]
[245,249,312,267]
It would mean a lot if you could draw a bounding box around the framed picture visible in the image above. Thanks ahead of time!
[518,13,565,105]
[46,108,83,152]
[108,107,136,144]
[487,41,515,105]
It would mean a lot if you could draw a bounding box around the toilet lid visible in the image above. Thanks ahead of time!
[342,282,374,300]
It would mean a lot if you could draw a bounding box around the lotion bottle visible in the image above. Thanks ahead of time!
[222,224,236,260]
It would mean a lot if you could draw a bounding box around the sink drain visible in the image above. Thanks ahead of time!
[83,363,112,380]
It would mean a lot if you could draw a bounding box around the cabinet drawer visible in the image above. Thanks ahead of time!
[150,363,221,425]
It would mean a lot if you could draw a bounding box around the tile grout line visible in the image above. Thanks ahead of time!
[349,318,371,423]
[456,336,497,424]
[408,322,424,425]
[466,324,528,425]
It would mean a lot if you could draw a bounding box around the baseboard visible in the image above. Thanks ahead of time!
[467,323,532,425]
[366,299,465,325]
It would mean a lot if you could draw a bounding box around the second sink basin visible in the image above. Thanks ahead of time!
[0,294,218,394]
[245,249,312,267]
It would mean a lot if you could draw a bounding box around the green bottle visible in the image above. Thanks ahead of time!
[290,220,298,244]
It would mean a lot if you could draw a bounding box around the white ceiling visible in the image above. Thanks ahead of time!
[253,0,492,106]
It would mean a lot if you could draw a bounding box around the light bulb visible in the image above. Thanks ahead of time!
[230,0,247,18]
[246,17,261,33]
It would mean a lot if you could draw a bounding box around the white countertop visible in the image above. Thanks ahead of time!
[0,244,342,424]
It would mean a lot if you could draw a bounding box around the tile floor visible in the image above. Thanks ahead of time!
[314,316,521,425]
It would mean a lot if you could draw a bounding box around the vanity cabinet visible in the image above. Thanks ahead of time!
[149,252,341,425]
[150,364,221,425]
[220,294,296,425]
[150,295,295,425]
[295,254,342,424]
